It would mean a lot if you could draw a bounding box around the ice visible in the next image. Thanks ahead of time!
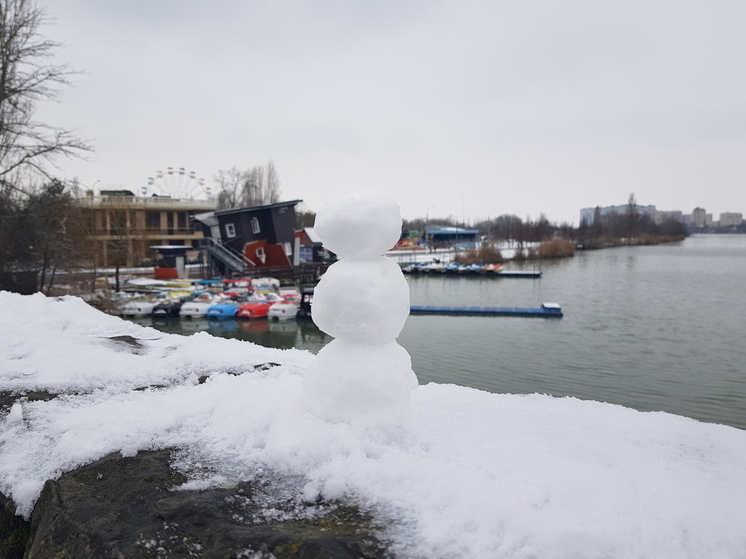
[311,257,410,344]
[301,339,417,424]
[313,189,403,259]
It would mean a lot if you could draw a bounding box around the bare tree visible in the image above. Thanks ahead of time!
[625,192,640,242]
[264,160,281,204]
[213,167,244,210]
[213,161,282,209]
[0,0,90,187]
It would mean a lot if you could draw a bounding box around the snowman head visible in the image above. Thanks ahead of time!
[314,189,402,260]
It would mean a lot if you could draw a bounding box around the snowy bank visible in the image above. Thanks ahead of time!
[1,291,745,558]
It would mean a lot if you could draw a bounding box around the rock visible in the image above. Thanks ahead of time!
[23,450,386,559]
[0,492,30,559]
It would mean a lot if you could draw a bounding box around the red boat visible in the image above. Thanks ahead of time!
[236,298,273,319]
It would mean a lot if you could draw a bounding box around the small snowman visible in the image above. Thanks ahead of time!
[302,190,418,425]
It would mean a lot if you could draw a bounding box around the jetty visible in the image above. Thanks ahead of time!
[410,303,562,318]
[402,264,542,278]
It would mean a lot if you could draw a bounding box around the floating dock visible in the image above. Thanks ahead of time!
[493,270,542,278]
[402,267,542,278]
[410,303,562,318]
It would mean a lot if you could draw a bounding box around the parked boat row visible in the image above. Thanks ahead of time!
[116,277,310,321]
[403,262,504,274]
[402,262,543,278]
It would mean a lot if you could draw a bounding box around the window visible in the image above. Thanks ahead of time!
[283,242,292,256]
[300,247,313,262]
[256,247,265,261]
[251,217,260,234]
[146,211,160,230]
[225,223,236,238]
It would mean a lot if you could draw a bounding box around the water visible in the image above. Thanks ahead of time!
[129,235,746,430]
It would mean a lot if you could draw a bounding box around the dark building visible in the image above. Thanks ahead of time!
[193,200,304,276]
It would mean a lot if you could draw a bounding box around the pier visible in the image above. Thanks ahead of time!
[410,303,562,318]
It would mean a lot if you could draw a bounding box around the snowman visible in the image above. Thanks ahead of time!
[302,190,418,425]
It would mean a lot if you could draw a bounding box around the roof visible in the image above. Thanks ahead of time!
[304,227,322,244]
[214,200,303,217]
[426,227,479,235]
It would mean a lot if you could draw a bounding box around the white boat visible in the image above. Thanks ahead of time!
[119,299,155,317]
[180,293,215,319]
[268,299,300,321]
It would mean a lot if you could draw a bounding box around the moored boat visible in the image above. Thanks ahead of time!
[119,299,155,317]
[206,301,240,319]
[236,298,272,319]
[268,299,300,320]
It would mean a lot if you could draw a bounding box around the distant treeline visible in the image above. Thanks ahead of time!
[403,207,688,249]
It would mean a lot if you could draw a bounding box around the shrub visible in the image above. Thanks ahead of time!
[537,239,575,259]
[454,245,504,265]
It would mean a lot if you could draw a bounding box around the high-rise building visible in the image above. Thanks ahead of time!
[692,207,707,228]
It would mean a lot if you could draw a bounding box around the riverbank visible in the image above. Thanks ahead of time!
[577,234,687,250]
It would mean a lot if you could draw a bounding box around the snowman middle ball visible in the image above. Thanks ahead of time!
[312,257,410,344]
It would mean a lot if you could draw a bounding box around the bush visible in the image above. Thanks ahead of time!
[454,245,504,265]
[537,239,575,259]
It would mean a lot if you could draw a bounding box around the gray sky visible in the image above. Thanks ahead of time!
[37,0,746,225]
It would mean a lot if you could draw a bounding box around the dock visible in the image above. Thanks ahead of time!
[402,266,542,278]
[410,303,562,318]
[494,270,542,278]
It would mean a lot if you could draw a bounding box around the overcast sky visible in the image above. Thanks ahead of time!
[37,0,746,225]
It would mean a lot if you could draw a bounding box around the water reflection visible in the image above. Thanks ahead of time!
[128,315,332,354]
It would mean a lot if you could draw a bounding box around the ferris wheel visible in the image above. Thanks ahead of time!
[142,167,212,199]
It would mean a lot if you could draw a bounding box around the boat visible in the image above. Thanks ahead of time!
[180,293,216,319]
[206,300,240,319]
[151,299,183,317]
[236,298,272,319]
[119,299,155,317]
[268,299,300,321]
[279,287,301,300]
[296,289,314,319]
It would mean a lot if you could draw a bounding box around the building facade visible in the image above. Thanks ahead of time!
[692,207,707,228]
[579,204,657,226]
[719,212,743,227]
[193,200,304,276]
[80,190,217,268]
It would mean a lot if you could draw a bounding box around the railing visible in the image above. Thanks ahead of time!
[79,196,217,211]
[200,238,250,274]
[86,228,202,237]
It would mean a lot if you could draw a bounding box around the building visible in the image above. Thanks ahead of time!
[692,207,707,228]
[579,204,657,226]
[193,200,306,277]
[719,212,743,228]
[295,227,324,264]
[425,227,479,249]
[654,210,684,224]
[80,190,217,268]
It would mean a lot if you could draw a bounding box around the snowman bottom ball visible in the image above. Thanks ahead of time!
[302,338,418,425]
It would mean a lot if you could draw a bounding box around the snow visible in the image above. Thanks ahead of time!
[2,292,746,558]
[311,256,410,344]
[302,339,418,425]
[314,189,403,259]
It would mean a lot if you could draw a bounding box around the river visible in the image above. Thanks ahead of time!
[128,234,746,430]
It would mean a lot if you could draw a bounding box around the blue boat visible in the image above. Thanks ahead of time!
[206,301,239,319]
